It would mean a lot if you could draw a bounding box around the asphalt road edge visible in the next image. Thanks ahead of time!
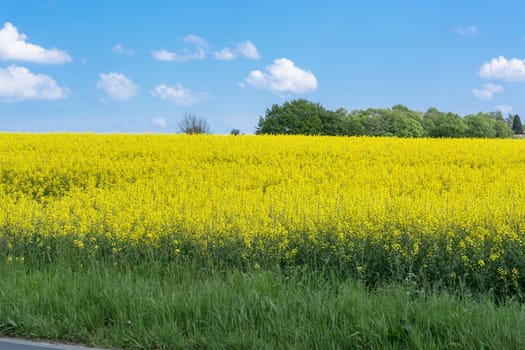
[0,337,108,350]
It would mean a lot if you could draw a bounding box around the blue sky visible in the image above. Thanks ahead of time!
[0,0,524,133]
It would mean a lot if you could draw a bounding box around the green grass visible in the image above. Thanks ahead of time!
[0,261,524,349]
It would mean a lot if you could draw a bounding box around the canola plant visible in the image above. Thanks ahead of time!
[1,134,524,295]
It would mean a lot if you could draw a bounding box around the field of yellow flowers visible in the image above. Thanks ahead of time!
[1,134,524,295]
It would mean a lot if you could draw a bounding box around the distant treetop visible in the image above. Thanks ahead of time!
[255,99,515,138]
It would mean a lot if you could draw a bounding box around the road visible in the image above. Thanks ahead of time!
[0,338,107,350]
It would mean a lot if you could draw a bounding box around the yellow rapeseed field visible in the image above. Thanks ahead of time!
[1,134,524,294]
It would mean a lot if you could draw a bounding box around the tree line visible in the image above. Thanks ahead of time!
[255,99,524,138]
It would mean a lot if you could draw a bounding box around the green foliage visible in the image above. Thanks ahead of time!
[255,99,352,136]
[342,114,367,136]
[495,119,513,138]
[463,112,514,138]
[2,261,525,350]
[383,109,425,137]
[423,109,468,137]
[510,114,523,134]
[464,114,497,138]
[256,100,514,139]
[256,99,326,135]
[319,108,347,136]
[347,108,424,137]
[351,109,388,136]
[230,128,241,135]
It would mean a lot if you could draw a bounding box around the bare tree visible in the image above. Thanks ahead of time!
[178,113,211,134]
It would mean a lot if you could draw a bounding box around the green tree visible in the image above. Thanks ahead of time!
[342,114,367,136]
[511,114,523,134]
[463,112,512,138]
[391,104,411,112]
[351,109,387,136]
[495,119,513,138]
[423,108,467,138]
[351,106,424,137]
[383,107,425,137]
[256,99,332,135]
[464,114,497,138]
[320,109,347,136]
[390,113,425,137]
[255,102,515,138]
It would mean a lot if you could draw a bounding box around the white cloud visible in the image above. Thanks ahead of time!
[152,47,205,62]
[152,34,207,62]
[0,65,68,101]
[214,48,236,60]
[112,43,134,55]
[243,58,317,95]
[151,116,168,128]
[97,72,137,100]
[453,25,478,36]
[183,34,208,47]
[495,104,513,114]
[151,49,176,61]
[0,22,71,64]
[151,83,204,105]
[237,41,260,59]
[214,40,260,60]
[479,56,525,82]
[471,83,503,100]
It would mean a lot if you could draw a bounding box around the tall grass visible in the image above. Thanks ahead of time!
[1,261,524,350]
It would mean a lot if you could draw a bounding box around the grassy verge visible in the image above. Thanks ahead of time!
[0,261,524,350]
